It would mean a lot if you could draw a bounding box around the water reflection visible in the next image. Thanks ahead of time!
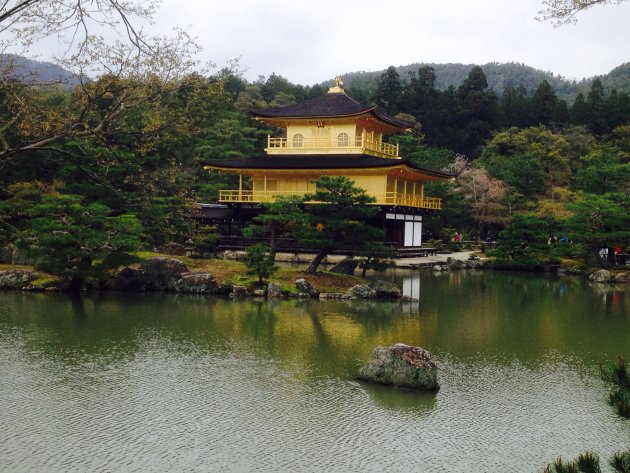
[0,272,629,472]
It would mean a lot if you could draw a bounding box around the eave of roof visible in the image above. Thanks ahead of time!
[202,155,455,179]
[251,92,413,130]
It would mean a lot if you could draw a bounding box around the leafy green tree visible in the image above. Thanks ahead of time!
[243,195,308,263]
[301,176,386,274]
[494,215,555,264]
[14,192,143,290]
[479,127,572,199]
[564,193,630,268]
[575,151,630,194]
[244,243,278,284]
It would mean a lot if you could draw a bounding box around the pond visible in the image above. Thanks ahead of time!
[0,270,628,472]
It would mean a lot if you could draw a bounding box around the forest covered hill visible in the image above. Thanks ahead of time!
[4,54,630,102]
[336,61,630,103]
[0,54,81,87]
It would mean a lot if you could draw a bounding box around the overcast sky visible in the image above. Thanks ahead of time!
[19,0,630,85]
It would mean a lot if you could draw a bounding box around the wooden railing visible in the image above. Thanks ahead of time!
[267,135,399,158]
[218,190,441,210]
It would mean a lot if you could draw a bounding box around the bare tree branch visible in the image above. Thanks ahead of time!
[537,0,628,26]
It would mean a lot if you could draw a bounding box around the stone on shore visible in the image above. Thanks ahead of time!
[267,281,283,298]
[140,257,189,291]
[589,269,612,283]
[357,344,439,391]
[342,284,376,300]
[0,269,38,289]
[113,267,147,292]
[329,257,359,275]
[230,285,250,298]
[295,278,319,298]
[174,272,218,294]
[369,280,401,298]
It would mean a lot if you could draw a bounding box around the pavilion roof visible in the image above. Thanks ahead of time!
[202,154,454,179]
[251,92,413,131]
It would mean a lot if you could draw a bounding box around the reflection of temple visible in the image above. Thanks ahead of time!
[201,78,453,252]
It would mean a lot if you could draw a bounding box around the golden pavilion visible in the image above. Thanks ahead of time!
[202,78,453,250]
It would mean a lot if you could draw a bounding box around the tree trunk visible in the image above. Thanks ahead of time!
[269,226,277,263]
[305,247,330,273]
[361,255,374,278]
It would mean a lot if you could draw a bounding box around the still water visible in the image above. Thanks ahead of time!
[0,271,628,472]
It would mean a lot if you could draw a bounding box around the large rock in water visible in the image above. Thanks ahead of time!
[357,344,439,391]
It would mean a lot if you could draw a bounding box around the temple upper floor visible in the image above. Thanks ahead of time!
[251,79,413,159]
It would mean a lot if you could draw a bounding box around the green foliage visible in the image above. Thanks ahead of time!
[565,193,630,268]
[480,126,572,199]
[192,226,220,255]
[15,193,143,289]
[601,356,630,419]
[611,449,630,473]
[301,176,386,273]
[575,151,630,195]
[374,66,404,116]
[244,195,308,263]
[545,452,601,473]
[495,214,554,265]
[244,243,278,284]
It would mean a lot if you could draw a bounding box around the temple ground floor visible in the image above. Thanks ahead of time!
[191,203,441,258]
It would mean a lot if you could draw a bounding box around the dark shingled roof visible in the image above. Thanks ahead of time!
[203,155,455,179]
[251,92,414,130]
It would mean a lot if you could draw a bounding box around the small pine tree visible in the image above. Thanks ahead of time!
[244,243,278,284]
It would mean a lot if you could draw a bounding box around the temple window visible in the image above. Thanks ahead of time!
[337,132,349,147]
[293,134,304,147]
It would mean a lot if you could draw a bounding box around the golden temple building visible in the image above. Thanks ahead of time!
[202,78,453,250]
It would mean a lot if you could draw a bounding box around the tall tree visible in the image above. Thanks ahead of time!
[586,78,607,134]
[531,80,569,126]
[374,66,404,116]
[301,177,385,274]
[454,66,500,157]
[500,84,534,129]
[243,196,308,263]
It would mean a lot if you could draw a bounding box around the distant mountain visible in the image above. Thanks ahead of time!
[0,54,81,88]
[338,62,630,103]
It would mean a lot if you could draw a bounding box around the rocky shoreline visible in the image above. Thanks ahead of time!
[1,254,627,296]
[0,257,411,300]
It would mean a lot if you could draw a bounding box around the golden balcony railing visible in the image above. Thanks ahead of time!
[218,190,441,210]
[266,135,399,158]
[375,192,442,210]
